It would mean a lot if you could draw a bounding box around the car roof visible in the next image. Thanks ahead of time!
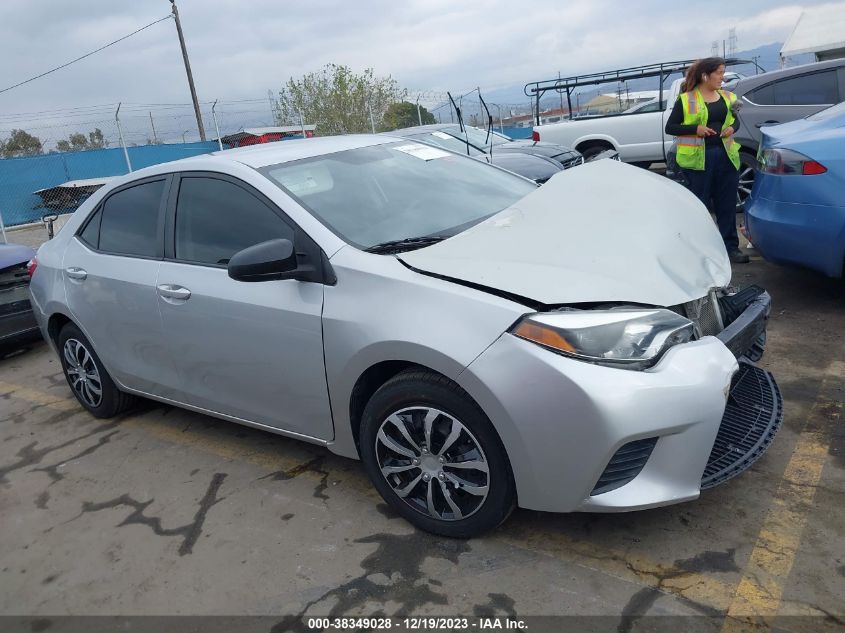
[734,59,845,94]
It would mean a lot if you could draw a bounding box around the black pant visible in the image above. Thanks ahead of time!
[682,146,741,253]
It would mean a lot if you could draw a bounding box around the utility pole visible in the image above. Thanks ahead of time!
[170,1,206,141]
[149,112,158,144]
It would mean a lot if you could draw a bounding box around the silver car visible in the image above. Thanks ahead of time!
[29,135,782,537]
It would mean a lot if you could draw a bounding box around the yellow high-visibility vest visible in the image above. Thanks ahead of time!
[674,89,740,171]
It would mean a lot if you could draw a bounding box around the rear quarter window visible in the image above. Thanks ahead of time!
[98,180,165,258]
[749,70,839,106]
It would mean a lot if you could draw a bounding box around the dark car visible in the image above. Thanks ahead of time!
[391,123,584,166]
[386,127,566,183]
[0,242,41,354]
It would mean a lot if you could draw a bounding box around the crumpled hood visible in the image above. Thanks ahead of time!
[400,159,731,307]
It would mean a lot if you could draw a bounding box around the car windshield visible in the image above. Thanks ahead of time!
[261,141,536,250]
[807,101,845,121]
[406,132,485,157]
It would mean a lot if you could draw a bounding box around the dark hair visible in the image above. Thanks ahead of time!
[681,57,726,93]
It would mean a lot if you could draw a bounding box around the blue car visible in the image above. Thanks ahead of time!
[745,101,845,277]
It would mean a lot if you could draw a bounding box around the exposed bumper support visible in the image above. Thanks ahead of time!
[717,290,771,360]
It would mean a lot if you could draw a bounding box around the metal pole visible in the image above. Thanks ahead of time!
[149,112,158,144]
[0,209,8,244]
[494,104,503,133]
[170,1,206,141]
[211,100,223,150]
[558,71,564,114]
[416,97,422,126]
[115,103,132,172]
[299,110,307,139]
[478,88,483,129]
[368,101,376,133]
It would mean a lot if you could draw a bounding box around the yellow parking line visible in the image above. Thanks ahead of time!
[497,528,737,612]
[722,362,843,630]
[0,380,79,411]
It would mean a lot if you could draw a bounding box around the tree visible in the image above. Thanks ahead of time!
[273,64,406,135]
[56,128,108,153]
[0,129,43,158]
[379,101,436,131]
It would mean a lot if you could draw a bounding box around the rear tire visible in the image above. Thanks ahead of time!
[359,370,515,538]
[58,323,135,418]
[737,151,756,213]
[579,143,614,161]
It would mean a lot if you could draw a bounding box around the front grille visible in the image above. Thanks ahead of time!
[701,361,783,489]
[591,437,658,495]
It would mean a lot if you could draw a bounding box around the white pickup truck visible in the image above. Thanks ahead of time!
[534,78,687,166]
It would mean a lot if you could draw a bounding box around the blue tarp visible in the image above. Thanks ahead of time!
[501,126,533,140]
[0,142,218,226]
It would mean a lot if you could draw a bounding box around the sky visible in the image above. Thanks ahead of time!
[0,0,840,146]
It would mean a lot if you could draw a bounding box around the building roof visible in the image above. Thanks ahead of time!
[781,4,845,57]
[220,126,316,144]
[33,177,115,194]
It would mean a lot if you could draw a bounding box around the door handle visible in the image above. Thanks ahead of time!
[755,120,779,128]
[65,267,87,281]
[157,284,191,301]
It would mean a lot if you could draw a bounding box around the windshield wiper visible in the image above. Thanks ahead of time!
[365,235,448,254]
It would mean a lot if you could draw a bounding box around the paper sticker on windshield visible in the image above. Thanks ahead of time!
[393,143,450,160]
[431,131,453,140]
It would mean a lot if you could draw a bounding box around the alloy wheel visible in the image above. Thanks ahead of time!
[63,338,103,408]
[374,407,490,521]
[736,161,755,212]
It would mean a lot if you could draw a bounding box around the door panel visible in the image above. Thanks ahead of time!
[156,173,333,440]
[62,177,176,396]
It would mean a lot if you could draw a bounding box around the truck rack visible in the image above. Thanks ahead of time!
[523,58,759,125]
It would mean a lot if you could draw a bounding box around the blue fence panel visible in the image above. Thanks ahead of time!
[0,141,218,226]
[501,126,533,140]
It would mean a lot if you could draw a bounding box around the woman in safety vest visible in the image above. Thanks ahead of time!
[665,57,750,264]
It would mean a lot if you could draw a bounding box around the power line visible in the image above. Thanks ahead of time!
[0,14,173,96]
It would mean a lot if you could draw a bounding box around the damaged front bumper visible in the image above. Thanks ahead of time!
[461,285,784,513]
[702,287,783,489]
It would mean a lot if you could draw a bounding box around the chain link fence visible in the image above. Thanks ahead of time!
[0,99,287,232]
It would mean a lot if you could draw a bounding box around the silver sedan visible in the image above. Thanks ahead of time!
[29,135,782,537]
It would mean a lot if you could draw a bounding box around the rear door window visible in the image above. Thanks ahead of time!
[750,70,839,105]
[98,180,165,257]
[174,176,294,266]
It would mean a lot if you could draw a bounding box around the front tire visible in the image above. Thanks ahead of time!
[359,370,515,538]
[58,323,135,418]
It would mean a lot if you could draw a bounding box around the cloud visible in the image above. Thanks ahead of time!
[0,0,833,145]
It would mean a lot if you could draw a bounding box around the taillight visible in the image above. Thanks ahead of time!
[26,257,37,278]
[531,130,540,142]
[760,148,827,175]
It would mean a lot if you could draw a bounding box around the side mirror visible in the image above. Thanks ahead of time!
[228,238,298,282]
